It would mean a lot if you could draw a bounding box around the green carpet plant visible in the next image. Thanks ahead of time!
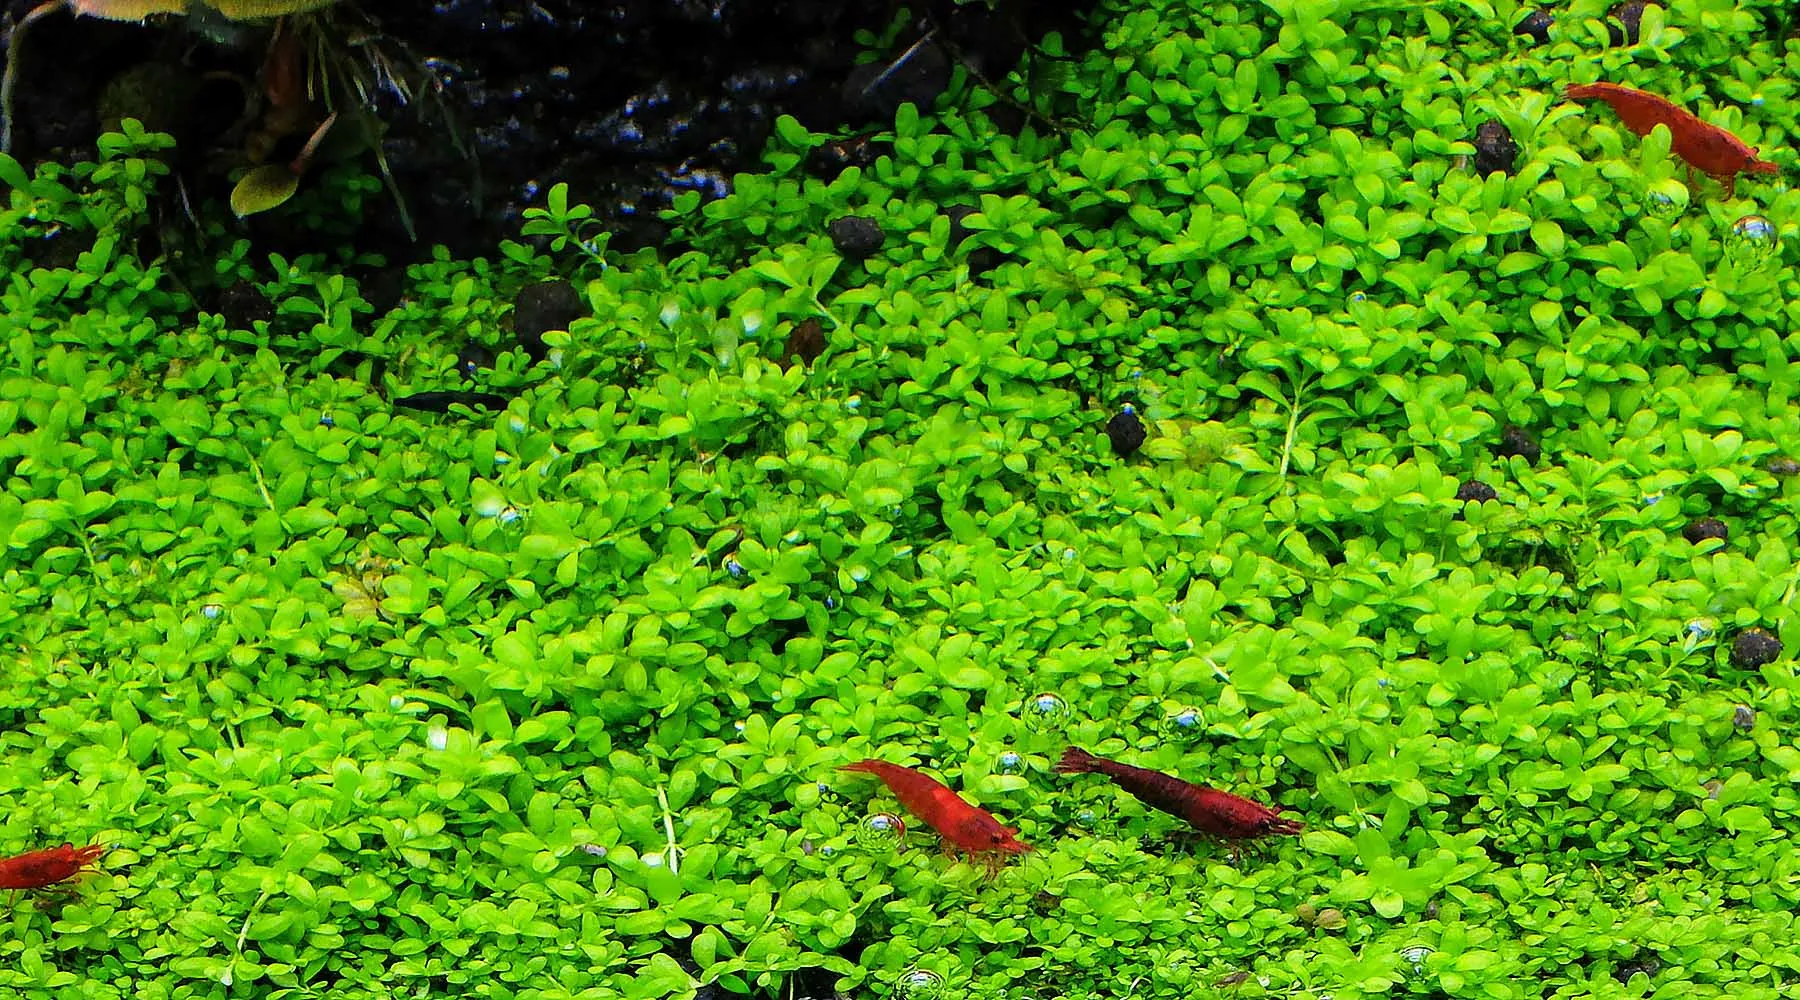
[3,0,1800,997]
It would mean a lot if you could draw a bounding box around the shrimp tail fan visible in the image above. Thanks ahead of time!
[1055,746,1105,774]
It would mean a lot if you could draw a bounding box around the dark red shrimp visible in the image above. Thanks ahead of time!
[840,759,1030,872]
[1565,82,1779,198]
[0,842,106,894]
[1057,747,1303,840]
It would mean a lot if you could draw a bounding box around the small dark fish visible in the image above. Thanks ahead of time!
[394,390,509,413]
[1057,747,1303,840]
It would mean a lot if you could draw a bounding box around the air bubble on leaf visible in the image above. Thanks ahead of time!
[1645,189,1683,220]
[319,413,335,427]
[856,809,907,848]
[389,695,406,710]
[580,843,607,858]
[725,557,745,578]
[494,452,512,466]
[1164,708,1205,741]
[1733,704,1755,731]
[1681,617,1716,654]
[1641,493,1661,507]
[202,603,223,620]
[1021,692,1072,732]
[897,969,946,1000]
[498,506,522,525]
[1402,946,1434,973]
[996,750,1025,775]
[660,301,681,328]
[1075,809,1098,829]
[509,416,527,433]
[1725,214,1779,270]
[846,396,862,412]
[644,852,664,867]
[712,322,739,366]
[1349,291,1367,304]
[741,311,763,335]
[1061,548,1077,563]
[427,725,448,751]
[733,720,747,734]
[849,565,870,582]
[819,845,836,858]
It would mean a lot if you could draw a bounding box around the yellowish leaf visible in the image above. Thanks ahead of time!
[70,0,188,19]
[205,0,342,17]
[230,164,299,218]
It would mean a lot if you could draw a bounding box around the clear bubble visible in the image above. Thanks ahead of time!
[427,725,448,751]
[580,843,607,858]
[201,603,223,620]
[1733,704,1756,731]
[1120,402,1137,416]
[389,695,406,710]
[509,416,527,433]
[712,323,738,366]
[996,750,1025,775]
[848,565,870,582]
[1725,214,1778,269]
[1164,707,1205,740]
[819,845,837,858]
[1075,809,1098,829]
[741,311,763,335]
[660,301,681,328]
[1681,617,1717,655]
[644,852,664,867]
[896,969,945,1000]
[733,721,746,734]
[1645,190,1684,220]
[854,812,906,850]
[494,452,511,466]
[725,557,745,578]
[319,413,335,427]
[1061,548,1077,563]
[547,348,565,370]
[1349,291,1367,304]
[1021,692,1071,732]
[1401,946,1434,973]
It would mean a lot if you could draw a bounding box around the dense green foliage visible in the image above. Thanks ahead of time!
[4,0,1800,998]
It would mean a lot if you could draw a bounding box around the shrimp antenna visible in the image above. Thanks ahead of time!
[860,25,939,98]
